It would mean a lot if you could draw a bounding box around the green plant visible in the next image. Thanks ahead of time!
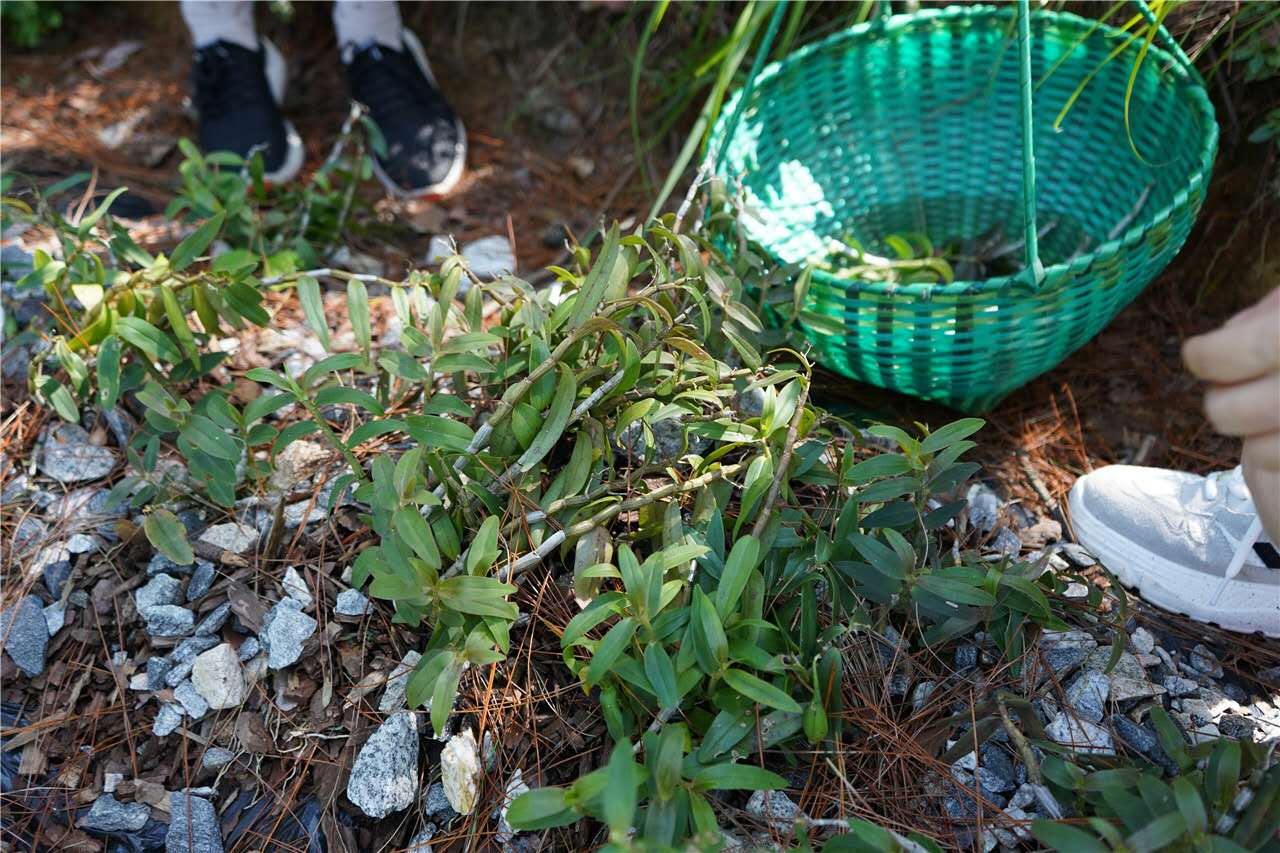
[1032,714,1280,852]
[1,0,72,48]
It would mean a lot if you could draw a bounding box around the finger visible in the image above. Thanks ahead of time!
[1242,431,1280,474]
[1204,374,1280,437]
[1183,307,1280,385]
[1225,287,1280,327]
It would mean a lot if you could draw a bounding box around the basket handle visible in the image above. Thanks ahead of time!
[1016,0,1046,289]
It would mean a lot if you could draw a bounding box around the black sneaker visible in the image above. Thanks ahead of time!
[344,31,467,198]
[191,39,304,184]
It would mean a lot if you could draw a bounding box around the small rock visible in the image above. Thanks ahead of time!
[731,386,766,419]
[137,574,182,612]
[261,599,316,669]
[911,681,936,713]
[172,634,220,664]
[201,747,235,771]
[281,567,312,608]
[237,637,260,662]
[1110,715,1159,754]
[13,517,48,555]
[1218,715,1256,741]
[147,553,194,577]
[1039,630,1097,675]
[1065,670,1110,723]
[1109,676,1165,705]
[427,235,516,281]
[1046,712,1114,755]
[1164,676,1200,697]
[1020,519,1062,548]
[1085,647,1146,682]
[1,596,49,676]
[79,793,151,832]
[39,422,117,483]
[103,772,124,793]
[34,544,72,597]
[745,789,805,831]
[1129,627,1156,655]
[198,522,259,555]
[153,702,184,737]
[406,825,436,853]
[167,792,223,853]
[380,651,423,713]
[1056,542,1097,567]
[966,484,1001,532]
[346,712,420,818]
[334,588,372,617]
[166,658,197,688]
[186,560,216,602]
[1062,582,1090,599]
[955,645,979,670]
[422,781,456,822]
[1189,644,1224,678]
[175,680,210,719]
[193,601,232,636]
[146,656,175,691]
[496,767,530,846]
[143,604,194,638]
[43,602,67,636]
[191,644,247,709]
[441,728,481,815]
[991,527,1022,555]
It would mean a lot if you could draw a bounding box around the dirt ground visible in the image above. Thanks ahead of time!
[2,2,1278,851]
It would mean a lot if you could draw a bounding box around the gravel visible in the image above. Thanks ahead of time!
[193,601,232,636]
[966,484,1001,532]
[282,567,312,608]
[1,596,49,676]
[1129,627,1156,655]
[1164,676,1200,697]
[379,650,422,713]
[79,793,151,832]
[746,790,805,831]
[143,605,194,638]
[43,602,67,635]
[346,712,420,818]
[137,574,182,612]
[39,422,117,483]
[1064,670,1110,723]
[201,747,235,771]
[422,781,456,822]
[174,680,209,719]
[153,702,184,737]
[167,792,224,853]
[261,599,316,669]
[1189,644,1224,678]
[186,560,216,602]
[198,522,259,555]
[1046,712,1115,755]
[191,643,246,709]
[1038,630,1097,675]
[441,728,481,815]
[334,589,372,617]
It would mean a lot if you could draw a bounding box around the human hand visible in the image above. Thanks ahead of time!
[1183,287,1280,538]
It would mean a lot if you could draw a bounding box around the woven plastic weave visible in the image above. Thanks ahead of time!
[709,5,1218,411]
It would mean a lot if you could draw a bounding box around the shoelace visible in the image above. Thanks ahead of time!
[1202,467,1266,604]
[194,43,270,122]
[346,45,441,125]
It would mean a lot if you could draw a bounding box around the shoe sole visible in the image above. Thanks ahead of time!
[1069,486,1280,638]
[367,29,467,199]
[261,38,305,185]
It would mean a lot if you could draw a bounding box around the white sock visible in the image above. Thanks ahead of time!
[181,0,258,51]
[333,0,404,57]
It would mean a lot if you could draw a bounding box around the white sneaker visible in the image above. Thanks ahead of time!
[1068,465,1280,637]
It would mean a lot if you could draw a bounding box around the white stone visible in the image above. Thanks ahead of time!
[198,522,259,555]
[334,589,372,617]
[281,567,312,608]
[191,644,247,709]
[346,712,420,818]
[379,651,422,713]
[1046,712,1115,755]
[1129,626,1156,655]
[440,728,481,815]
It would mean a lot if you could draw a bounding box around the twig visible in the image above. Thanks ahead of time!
[1015,450,1062,524]
[750,377,811,539]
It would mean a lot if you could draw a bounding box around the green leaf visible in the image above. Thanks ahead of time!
[714,534,759,618]
[603,739,636,835]
[643,643,679,711]
[919,418,984,454]
[692,762,788,792]
[1030,821,1108,853]
[347,279,370,355]
[159,285,198,360]
[693,588,728,673]
[849,453,912,484]
[436,575,517,619]
[117,317,183,363]
[297,275,330,350]
[313,386,385,416]
[170,212,225,271]
[97,335,122,409]
[506,788,577,831]
[567,224,621,330]
[40,379,78,422]
[516,364,575,472]
[466,516,501,576]
[76,186,129,234]
[144,509,194,565]
[1126,812,1186,852]
[403,415,475,453]
[180,415,240,461]
[432,655,464,737]
[585,617,637,687]
[915,575,997,607]
[722,668,801,713]
[1172,777,1207,834]
[561,593,626,647]
[393,507,440,568]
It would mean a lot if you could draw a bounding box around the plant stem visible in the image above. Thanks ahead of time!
[751,375,810,539]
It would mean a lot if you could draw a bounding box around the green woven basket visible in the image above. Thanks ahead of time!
[709,4,1218,412]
